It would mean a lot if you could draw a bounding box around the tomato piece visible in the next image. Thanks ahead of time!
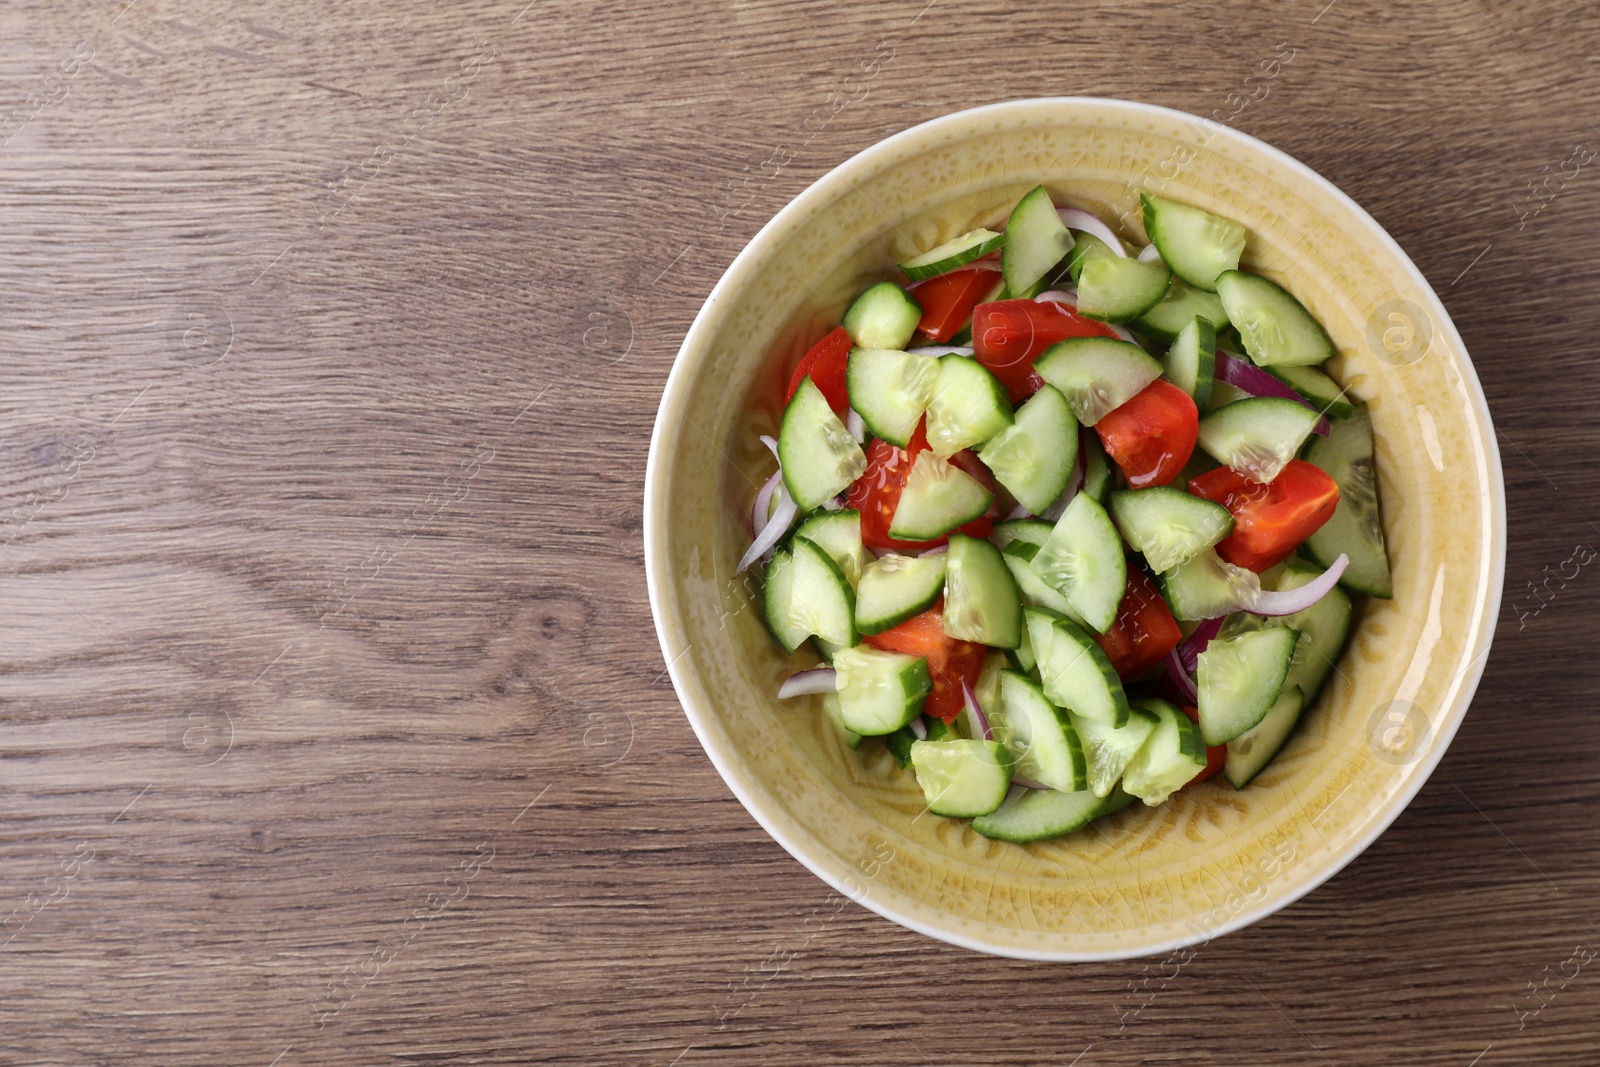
[1188,459,1341,572]
[1092,568,1183,680]
[844,421,996,551]
[1179,705,1227,785]
[1094,379,1198,489]
[971,299,1121,403]
[907,266,1000,343]
[862,601,986,723]
[784,327,852,414]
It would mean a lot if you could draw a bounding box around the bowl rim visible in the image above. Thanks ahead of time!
[644,96,1507,960]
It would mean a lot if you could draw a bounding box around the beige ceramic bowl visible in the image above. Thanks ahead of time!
[645,98,1504,960]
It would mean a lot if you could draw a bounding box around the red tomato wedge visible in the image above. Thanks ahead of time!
[1092,567,1183,680]
[784,327,852,414]
[908,265,1000,344]
[1179,705,1227,785]
[971,299,1121,403]
[1188,459,1341,572]
[844,421,996,551]
[862,601,986,723]
[1095,379,1198,489]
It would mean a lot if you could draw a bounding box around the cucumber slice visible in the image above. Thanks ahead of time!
[1162,316,1217,410]
[1215,271,1335,368]
[1272,562,1353,704]
[944,534,1023,648]
[899,228,1006,282]
[1134,277,1231,345]
[1268,364,1355,420]
[1158,548,1252,621]
[1081,429,1113,502]
[974,651,1006,723]
[1140,195,1246,291]
[793,509,865,589]
[1197,397,1321,484]
[1008,614,1037,672]
[821,692,864,750]
[832,645,931,736]
[971,783,1133,843]
[1001,185,1072,298]
[976,384,1079,515]
[988,670,1087,792]
[1122,698,1207,806]
[762,538,856,652]
[1033,493,1127,633]
[1064,231,1119,283]
[854,551,947,635]
[1070,705,1159,798]
[888,451,993,541]
[779,378,868,510]
[887,717,954,767]
[842,282,923,351]
[925,355,1014,458]
[1224,686,1305,789]
[762,547,807,652]
[845,348,939,447]
[1196,626,1298,746]
[991,518,1052,552]
[1027,608,1130,727]
[992,521,1090,623]
[1034,337,1164,426]
[1300,404,1392,598]
[1076,256,1173,324]
[1108,486,1233,574]
[910,739,1013,817]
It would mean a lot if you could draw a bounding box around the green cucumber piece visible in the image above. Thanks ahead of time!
[1070,706,1160,798]
[1027,608,1130,727]
[779,378,868,510]
[899,228,1006,282]
[821,692,864,750]
[1008,615,1037,672]
[988,670,1087,792]
[842,282,923,351]
[1001,185,1072,298]
[1162,316,1216,409]
[1134,277,1231,345]
[1034,337,1164,426]
[1300,404,1392,598]
[971,783,1131,843]
[832,645,931,736]
[1224,686,1305,789]
[910,739,1013,817]
[1268,364,1355,420]
[1081,429,1113,503]
[925,354,1013,458]
[1064,231,1119,283]
[845,348,939,447]
[1076,255,1173,324]
[793,509,865,589]
[1033,493,1127,633]
[1273,561,1352,704]
[1108,486,1233,574]
[1215,271,1335,368]
[1197,397,1321,484]
[1121,698,1207,806]
[1140,195,1246,291]
[943,534,1023,648]
[1196,626,1299,746]
[854,551,947,635]
[992,522,1091,624]
[1158,548,1252,621]
[762,537,856,653]
[888,452,994,541]
[976,384,1078,514]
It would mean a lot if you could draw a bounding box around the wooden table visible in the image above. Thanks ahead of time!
[0,0,1590,1062]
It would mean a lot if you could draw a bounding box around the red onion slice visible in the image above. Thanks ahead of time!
[750,469,781,535]
[996,783,1027,813]
[959,679,992,741]
[906,346,974,357]
[1137,243,1164,264]
[908,717,928,741]
[1057,209,1127,256]
[777,667,838,699]
[759,434,780,460]
[1239,554,1349,617]
[1164,648,1199,702]
[1106,322,1139,345]
[736,480,797,574]
[1215,352,1331,437]
[1177,616,1226,675]
[1035,290,1077,307]
[845,408,865,443]
[1005,502,1033,519]
[918,544,949,558]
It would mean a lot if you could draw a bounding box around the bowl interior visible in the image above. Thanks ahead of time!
[646,99,1503,959]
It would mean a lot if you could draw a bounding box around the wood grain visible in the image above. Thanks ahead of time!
[0,0,1594,1063]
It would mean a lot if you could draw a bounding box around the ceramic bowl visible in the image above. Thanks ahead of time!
[644,98,1504,960]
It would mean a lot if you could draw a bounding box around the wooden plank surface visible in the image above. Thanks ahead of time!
[0,0,1594,1063]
